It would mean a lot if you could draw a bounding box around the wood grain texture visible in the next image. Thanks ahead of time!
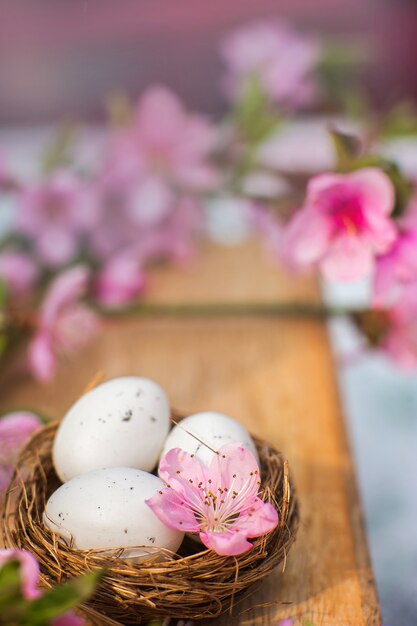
[0,242,381,625]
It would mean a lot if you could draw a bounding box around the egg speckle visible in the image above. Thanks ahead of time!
[53,377,170,482]
[160,411,259,467]
[43,468,184,560]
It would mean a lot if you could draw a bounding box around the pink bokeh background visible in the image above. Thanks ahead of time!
[1,0,417,122]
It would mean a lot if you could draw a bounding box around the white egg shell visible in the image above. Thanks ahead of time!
[43,468,184,560]
[160,411,259,467]
[53,377,170,482]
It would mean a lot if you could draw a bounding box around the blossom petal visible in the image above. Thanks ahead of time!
[199,530,253,556]
[0,252,38,296]
[134,85,184,147]
[27,333,56,382]
[146,489,200,533]
[373,254,397,305]
[281,207,331,269]
[95,253,146,309]
[364,211,397,253]
[158,447,209,517]
[233,498,278,538]
[351,167,395,216]
[158,447,208,491]
[41,266,90,327]
[320,236,373,282]
[207,443,260,504]
[0,412,41,453]
[306,172,343,204]
[36,228,79,268]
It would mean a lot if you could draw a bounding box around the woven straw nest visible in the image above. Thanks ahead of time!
[2,419,299,625]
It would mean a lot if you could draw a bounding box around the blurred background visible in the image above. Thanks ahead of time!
[1,2,417,625]
[1,0,417,123]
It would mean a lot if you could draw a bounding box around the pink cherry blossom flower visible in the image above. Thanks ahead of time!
[15,171,97,268]
[88,168,202,267]
[0,251,38,296]
[146,443,278,556]
[221,19,321,108]
[107,85,218,193]
[0,549,85,625]
[95,251,146,309]
[281,168,397,281]
[28,266,98,382]
[374,229,417,304]
[0,411,42,494]
[382,284,417,369]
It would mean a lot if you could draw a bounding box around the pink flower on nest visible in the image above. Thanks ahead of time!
[0,411,41,493]
[28,266,99,382]
[108,85,218,192]
[146,443,278,556]
[382,284,417,369]
[15,171,96,268]
[281,168,397,281]
[221,19,321,108]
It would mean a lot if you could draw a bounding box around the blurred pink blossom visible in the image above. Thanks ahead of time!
[107,85,218,192]
[374,229,417,304]
[0,549,84,625]
[0,252,38,296]
[0,412,41,494]
[89,165,201,268]
[0,549,41,599]
[382,284,417,368]
[95,251,146,309]
[221,20,321,108]
[28,266,98,382]
[147,442,278,556]
[281,168,397,281]
[15,171,97,268]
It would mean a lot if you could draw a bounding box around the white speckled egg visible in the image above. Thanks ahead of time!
[160,411,259,467]
[53,377,170,482]
[43,468,184,560]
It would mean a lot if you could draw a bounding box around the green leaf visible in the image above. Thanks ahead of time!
[233,75,281,145]
[23,569,103,626]
[382,100,417,139]
[0,559,28,624]
[330,129,362,172]
[0,560,23,603]
[0,279,8,310]
[41,123,79,174]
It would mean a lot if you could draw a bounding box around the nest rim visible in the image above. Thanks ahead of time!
[2,419,299,624]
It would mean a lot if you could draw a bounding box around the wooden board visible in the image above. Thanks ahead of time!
[0,242,381,626]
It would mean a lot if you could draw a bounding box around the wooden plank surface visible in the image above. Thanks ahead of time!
[0,242,381,626]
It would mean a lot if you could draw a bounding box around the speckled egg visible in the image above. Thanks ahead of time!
[43,467,184,560]
[53,377,170,482]
[160,411,259,467]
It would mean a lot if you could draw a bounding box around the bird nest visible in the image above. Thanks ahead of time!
[2,420,299,625]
